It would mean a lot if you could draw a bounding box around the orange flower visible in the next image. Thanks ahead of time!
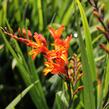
[43,26,72,75]
[44,47,68,75]
[43,58,67,75]
[3,25,72,75]
[54,34,72,50]
[48,25,64,39]
[18,32,48,60]
[28,32,48,59]
[48,25,72,49]
[3,30,48,60]
[45,47,68,63]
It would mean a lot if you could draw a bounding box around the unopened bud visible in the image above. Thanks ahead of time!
[100,43,109,54]
[73,86,84,96]
[93,10,100,18]
[96,26,106,33]
[18,28,32,38]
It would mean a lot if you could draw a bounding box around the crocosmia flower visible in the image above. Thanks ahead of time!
[48,25,64,39]
[42,25,72,75]
[43,58,67,76]
[29,32,48,60]
[3,25,72,76]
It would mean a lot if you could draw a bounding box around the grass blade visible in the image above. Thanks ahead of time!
[55,0,71,23]
[37,0,44,31]
[75,3,96,108]
[5,80,39,109]
[61,0,75,26]
[103,54,109,98]
[42,0,47,28]
[76,0,96,82]
[77,23,96,109]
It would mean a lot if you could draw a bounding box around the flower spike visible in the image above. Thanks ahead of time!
[2,25,84,98]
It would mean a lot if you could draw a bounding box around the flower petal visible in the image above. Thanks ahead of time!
[48,25,64,39]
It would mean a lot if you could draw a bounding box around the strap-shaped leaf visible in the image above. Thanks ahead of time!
[6,80,39,109]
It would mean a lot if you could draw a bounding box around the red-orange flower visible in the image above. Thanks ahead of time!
[43,58,67,75]
[3,30,48,60]
[45,48,68,63]
[18,32,48,60]
[48,25,64,39]
[3,25,72,76]
[43,25,72,75]
[27,32,48,60]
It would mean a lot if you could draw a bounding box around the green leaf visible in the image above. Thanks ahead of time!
[53,91,68,109]
[75,0,96,108]
[103,54,109,98]
[61,0,75,26]
[37,0,44,31]
[42,0,47,28]
[77,23,96,109]
[76,0,96,82]
[5,80,39,109]
[55,0,71,23]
